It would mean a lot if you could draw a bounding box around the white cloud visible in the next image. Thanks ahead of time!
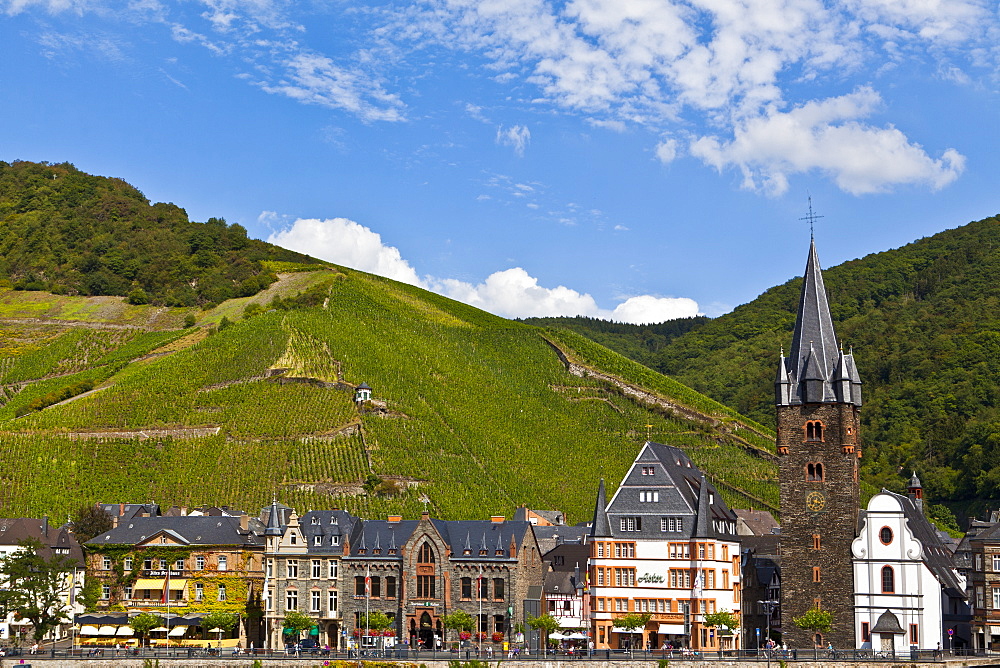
[655,137,678,164]
[496,124,531,156]
[689,87,965,195]
[267,216,700,324]
[267,218,422,286]
[259,51,406,123]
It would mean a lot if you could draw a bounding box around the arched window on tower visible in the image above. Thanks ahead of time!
[881,566,895,594]
[805,421,824,442]
[806,463,825,481]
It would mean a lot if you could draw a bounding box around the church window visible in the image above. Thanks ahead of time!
[806,463,824,481]
[805,421,824,441]
[879,527,893,545]
[418,542,435,564]
[881,566,895,594]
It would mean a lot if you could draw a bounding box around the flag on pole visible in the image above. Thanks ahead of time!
[162,567,170,604]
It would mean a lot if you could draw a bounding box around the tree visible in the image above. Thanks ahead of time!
[614,612,652,652]
[0,537,77,642]
[527,613,560,655]
[793,608,833,646]
[283,610,315,642]
[359,611,393,632]
[69,504,113,544]
[443,610,475,643]
[130,612,164,648]
[202,610,239,644]
[703,609,740,635]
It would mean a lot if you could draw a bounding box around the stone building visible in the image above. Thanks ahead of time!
[589,442,742,652]
[775,238,862,649]
[339,511,544,649]
[262,503,355,649]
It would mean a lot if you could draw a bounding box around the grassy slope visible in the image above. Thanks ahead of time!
[0,267,777,522]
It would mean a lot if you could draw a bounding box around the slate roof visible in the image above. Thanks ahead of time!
[593,442,738,541]
[776,239,862,406]
[87,515,262,547]
[343,517,532,561]
[734,509,780,536]
[300,509,356,554]
[532,524,589,554]
[99,503,160,520]
[0,517,85,563]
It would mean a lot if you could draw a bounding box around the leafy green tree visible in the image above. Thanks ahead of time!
[614,612,652,650]
[443,610,475,643]
[130,612,164,647]
[527,613,560,655]
[703,609,740,635]
[70,503,113,544]
[283,610,315,640]
[359,610,393,632]
[0,538,77,642]
[202,610,238,639]
[793,608,833,645]
[183,313,197,328]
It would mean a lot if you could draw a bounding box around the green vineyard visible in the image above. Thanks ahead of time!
[0,266,778,522]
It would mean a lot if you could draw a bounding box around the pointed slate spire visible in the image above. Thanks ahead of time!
[694,476,713,538]
[778,238,861,406]
[463,532,472,554]
[789,239,839,386]
[264,499,283,537]
[479,533,488,554]
[775,347,793,405]
[590,478,611,538]
[495,532,504,553]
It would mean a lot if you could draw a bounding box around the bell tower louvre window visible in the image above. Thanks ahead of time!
[806,462,824,481]
[805,421,824,442]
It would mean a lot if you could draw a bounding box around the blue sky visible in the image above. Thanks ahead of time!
[2,0,998,322]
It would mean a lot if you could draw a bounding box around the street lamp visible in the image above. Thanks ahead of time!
[758,600,778,668]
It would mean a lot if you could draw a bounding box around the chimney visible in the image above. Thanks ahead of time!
[42,515,49,537]
[491,516,505,524]
[388,515,402,523]
[181,506,188,516]
[119,503,125,517]
[240,515,249,532]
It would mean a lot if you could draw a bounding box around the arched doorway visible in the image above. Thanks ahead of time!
[418,611,434,649]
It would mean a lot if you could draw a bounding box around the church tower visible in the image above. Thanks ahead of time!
[776,238,862,649]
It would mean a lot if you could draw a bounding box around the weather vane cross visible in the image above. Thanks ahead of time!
[799,196,824,239]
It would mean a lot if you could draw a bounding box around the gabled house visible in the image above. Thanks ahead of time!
[0,517,85,643]
[589,442,741,652]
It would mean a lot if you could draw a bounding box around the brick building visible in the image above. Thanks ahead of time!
[775,238,863,649]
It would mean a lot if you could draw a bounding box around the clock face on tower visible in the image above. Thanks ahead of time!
[805,490,827,512]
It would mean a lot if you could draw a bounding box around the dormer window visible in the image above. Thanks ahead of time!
[314,536,323,546]
[805,421,824,442]
[311,517,319,525]
[290,534,297,545]
[332,536,340,546]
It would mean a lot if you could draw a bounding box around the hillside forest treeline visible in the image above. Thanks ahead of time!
[0,160,318,306]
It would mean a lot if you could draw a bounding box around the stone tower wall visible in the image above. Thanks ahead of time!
[778,401,860,649]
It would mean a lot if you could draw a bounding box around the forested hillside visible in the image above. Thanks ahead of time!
[0,160,320,305]
[534,214,1000,519]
